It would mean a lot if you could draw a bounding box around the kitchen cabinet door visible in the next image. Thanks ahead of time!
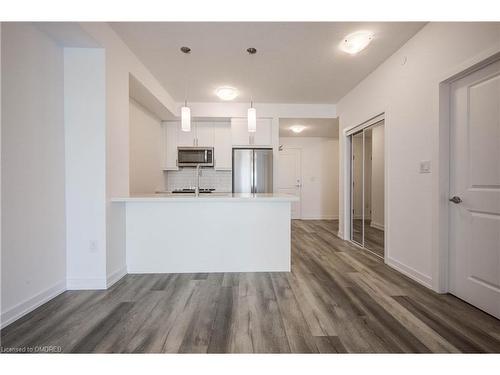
[177,122,196,146]
[253,119,273,146]
[231,118,250,146]
[164,122,178,170]
[195,122,215,147]
[214,122,232,170]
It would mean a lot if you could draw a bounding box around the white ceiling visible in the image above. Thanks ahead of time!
[279,118,338,138]
[110,22,425,104]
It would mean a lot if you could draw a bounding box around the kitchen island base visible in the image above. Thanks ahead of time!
[112,195,296,273]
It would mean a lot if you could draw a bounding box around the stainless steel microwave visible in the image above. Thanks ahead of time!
[177,147,214,167]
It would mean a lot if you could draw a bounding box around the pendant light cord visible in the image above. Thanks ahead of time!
[181,46,191,106]
[247,47,257,108]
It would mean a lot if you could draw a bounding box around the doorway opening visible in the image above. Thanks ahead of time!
[277,118,339,224]
[348,119,385,258]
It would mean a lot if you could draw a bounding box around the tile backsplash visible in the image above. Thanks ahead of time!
[165,168,232,192]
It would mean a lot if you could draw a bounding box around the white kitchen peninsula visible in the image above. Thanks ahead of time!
[112,193,298,273]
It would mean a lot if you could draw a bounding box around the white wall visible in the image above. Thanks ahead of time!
[337,22,500,289]
[1,23,66,326]
[77,23,177,283]
[371,124,384,229]
[64,48,107,289]
[280,137,338,219]
[129,99,163,194]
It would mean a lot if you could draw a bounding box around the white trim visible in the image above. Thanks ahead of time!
[0,280,66,329]
[106,266,127,288]
[370,221,385,231]
[344,113,384,136]
[387,257,433,289]
[370,221,384,230]
[433,46,500,294]
[301,215,339,220]
[66,278,107,290]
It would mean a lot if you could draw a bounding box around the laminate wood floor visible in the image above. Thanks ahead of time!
[352,219,385,258]
[2,220,500,353]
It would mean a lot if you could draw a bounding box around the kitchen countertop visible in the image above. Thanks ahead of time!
[111,193,299,203]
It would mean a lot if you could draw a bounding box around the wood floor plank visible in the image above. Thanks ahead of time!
[314,336,348,353]
[271,273,319,353]
[2,220,499,353]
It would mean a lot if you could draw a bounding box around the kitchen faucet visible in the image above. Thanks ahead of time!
[195,164,201,197]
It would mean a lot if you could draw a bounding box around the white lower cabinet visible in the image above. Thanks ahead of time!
[214,122,232,170]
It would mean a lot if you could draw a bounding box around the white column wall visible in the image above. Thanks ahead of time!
[64,48,107,289]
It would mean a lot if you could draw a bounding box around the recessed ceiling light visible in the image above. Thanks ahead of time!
[339,31,374,55]
[290,125,306,134]
[215,86,238,101]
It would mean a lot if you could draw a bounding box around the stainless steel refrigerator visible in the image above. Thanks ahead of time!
[232,148,273,193]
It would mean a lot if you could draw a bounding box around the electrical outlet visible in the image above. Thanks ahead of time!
[419,160,431,174]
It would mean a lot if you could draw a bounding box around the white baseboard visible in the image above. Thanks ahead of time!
[387,257,433,289]
[66,277,107,290]
[370,221,385,231]
[300,215,339,220]
[107,266,127,288]
[0,280,66,329]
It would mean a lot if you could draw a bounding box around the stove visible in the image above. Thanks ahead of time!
[171,188,216,194]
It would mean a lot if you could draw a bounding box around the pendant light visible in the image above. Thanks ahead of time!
[246,47,257,133]
[180,46,191,132]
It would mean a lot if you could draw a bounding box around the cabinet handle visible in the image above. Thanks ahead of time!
[176,159,178,166]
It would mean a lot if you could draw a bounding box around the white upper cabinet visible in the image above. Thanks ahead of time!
[195,122,215,147]
[163,122,179,170]
[177,121,214,147]
[213,122,232,170]
[231,118,272,146]
[254,119,273,146]
[231,118,250,146]
[162,119,271,172]
[177,122,196,146]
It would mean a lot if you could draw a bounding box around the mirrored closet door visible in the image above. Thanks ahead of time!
[349,121,385,258]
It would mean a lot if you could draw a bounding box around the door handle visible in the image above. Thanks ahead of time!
[449,196,462,204]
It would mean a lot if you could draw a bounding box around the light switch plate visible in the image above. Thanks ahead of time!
[419,160,431,174]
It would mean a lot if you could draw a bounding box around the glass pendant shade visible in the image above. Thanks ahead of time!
[247,107,256,133]
[181,106,191,132]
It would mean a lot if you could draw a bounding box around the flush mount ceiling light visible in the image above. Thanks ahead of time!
[180,46,192,132]
[339,31,374,55]
[215,86,239,101]
[290,125,306,134]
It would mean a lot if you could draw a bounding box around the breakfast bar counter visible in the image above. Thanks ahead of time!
[112,193,298,273]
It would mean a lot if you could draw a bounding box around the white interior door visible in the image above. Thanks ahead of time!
[278,148,301,219]
[449,59,500,319]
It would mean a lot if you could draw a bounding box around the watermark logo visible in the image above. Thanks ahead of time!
[0,345,62,353]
